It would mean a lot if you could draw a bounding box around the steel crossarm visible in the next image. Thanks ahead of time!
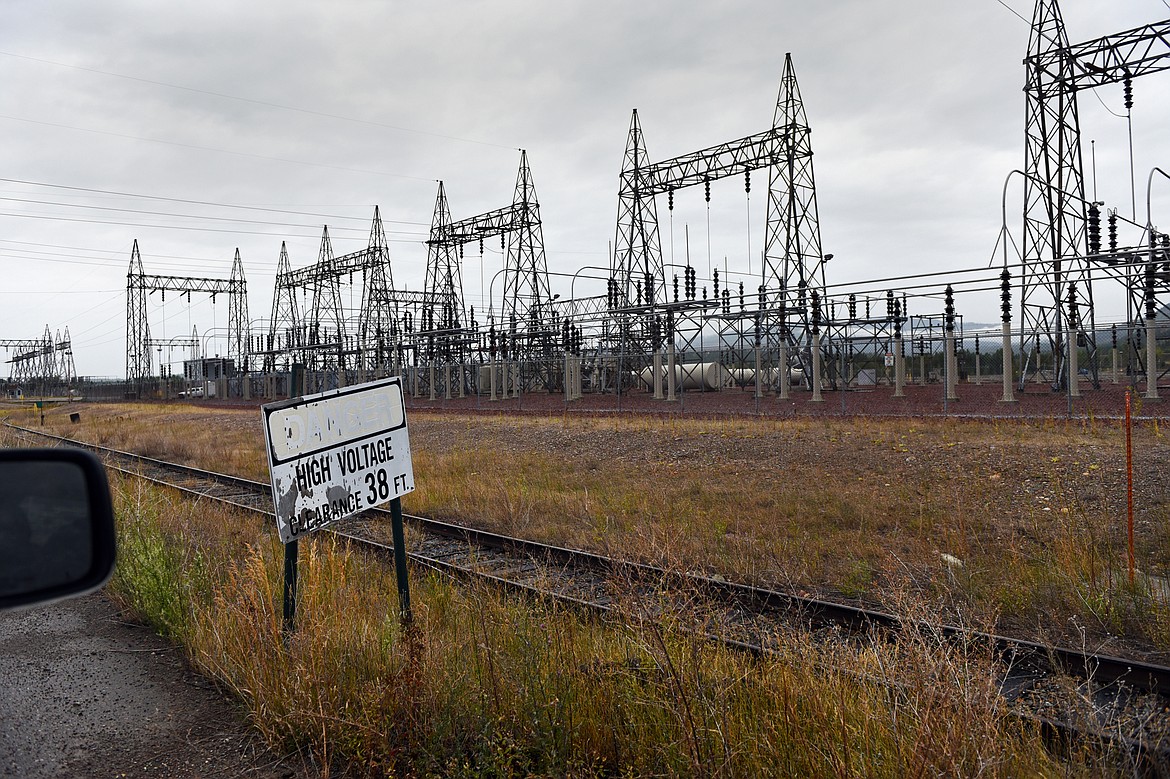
[429,203,526,247]
[1027,20,1170,96]
[630,126,803,195]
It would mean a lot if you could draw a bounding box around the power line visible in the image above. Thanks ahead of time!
[0,195,428,236]
[993,0,1029,25]
[0,114,438,182]
[0,177,427,225]
[0,210,427,243]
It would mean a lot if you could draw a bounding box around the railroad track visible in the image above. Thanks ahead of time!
[6,422,1170,772]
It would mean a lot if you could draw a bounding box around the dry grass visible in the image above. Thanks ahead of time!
[20,400,1170,654]
[104,472,1112,777]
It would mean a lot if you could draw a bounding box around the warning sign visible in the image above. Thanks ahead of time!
[261,377,414,543]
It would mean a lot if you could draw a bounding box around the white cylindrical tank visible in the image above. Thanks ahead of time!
[728,367,781,386]
[639,362,727,391]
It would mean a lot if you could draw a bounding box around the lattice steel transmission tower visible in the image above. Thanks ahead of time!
[611,53,826,375]
[424,181,466,335]
[765,53,826,329]
[266,242,300,370]
[265,208,416,376]
[502,150,554,354]
[1,326,75,387]
[425,151,553,388]
[126,240,151,385]
[125,241,250,389]
[1020,0,1170,389]
[360,206,399,372]
[227,249,249,370]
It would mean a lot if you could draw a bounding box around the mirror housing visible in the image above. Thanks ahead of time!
[0,448,117,610]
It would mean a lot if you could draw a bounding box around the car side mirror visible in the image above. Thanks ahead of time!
[0,449,117,611]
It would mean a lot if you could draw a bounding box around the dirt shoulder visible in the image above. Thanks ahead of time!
[0,592,317,779]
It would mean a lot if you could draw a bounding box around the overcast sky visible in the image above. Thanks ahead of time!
[1,0,1167,377]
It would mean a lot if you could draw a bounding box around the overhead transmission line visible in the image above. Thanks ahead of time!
[0,177,427,225]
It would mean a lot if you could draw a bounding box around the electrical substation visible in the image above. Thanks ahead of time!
[8,0,1168,414]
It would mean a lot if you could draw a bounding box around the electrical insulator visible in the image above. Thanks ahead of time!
[1112,323,1118,348]
[944,285,954,333]
[758,285,766,307]
[1067,282,1078,327]
[848,294,857,320]
[704,177,711,203]
[886,290,894,319]
[645,272,654,306]
[667,188,674,211]
[1000,268,1011,324]
[739,281,744,311]
[1123,77,1133,110]
[811,291,822,334]
[894,300,903,340]
[744,169,750,196]
[1087,203,1101,255]
[723,288,731,316]
[635,280,643,306]
[713,268,720,297]
[1108,210,1118,252]
[974,334,980,355]
[673,274,679,303]
[702,286,708,303]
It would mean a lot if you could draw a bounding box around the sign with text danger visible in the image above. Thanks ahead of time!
[261,377,415,543]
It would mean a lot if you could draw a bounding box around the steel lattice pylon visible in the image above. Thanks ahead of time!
[126,240,151,386]
[265,208,427,377]
[1020,0,1170,390]
[610,53,827,380]
[1,326,74,389]
[227,249,249,370]
[502,150,554,363]
[764,52,826,341]
[266,242,300,370]
[424,151,554,389]
[125,240,249,388]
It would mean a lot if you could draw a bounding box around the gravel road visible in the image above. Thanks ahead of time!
[0,593,314,779]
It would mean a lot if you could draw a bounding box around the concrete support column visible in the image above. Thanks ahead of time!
[1000,322,1016,403]
[1146,318,1160,400]
[754,344,763,400]
[652,352,664,399]
[894,338,905,397]
[810,334,823,403]
[778,341,789,400]
[490,359,499,401]
[946,335,958,402]
[428,364,436,401]
[1068,335,1081,398]
[243,374,251,400]
[1112,346,1120,384]
[666,342,677,401]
